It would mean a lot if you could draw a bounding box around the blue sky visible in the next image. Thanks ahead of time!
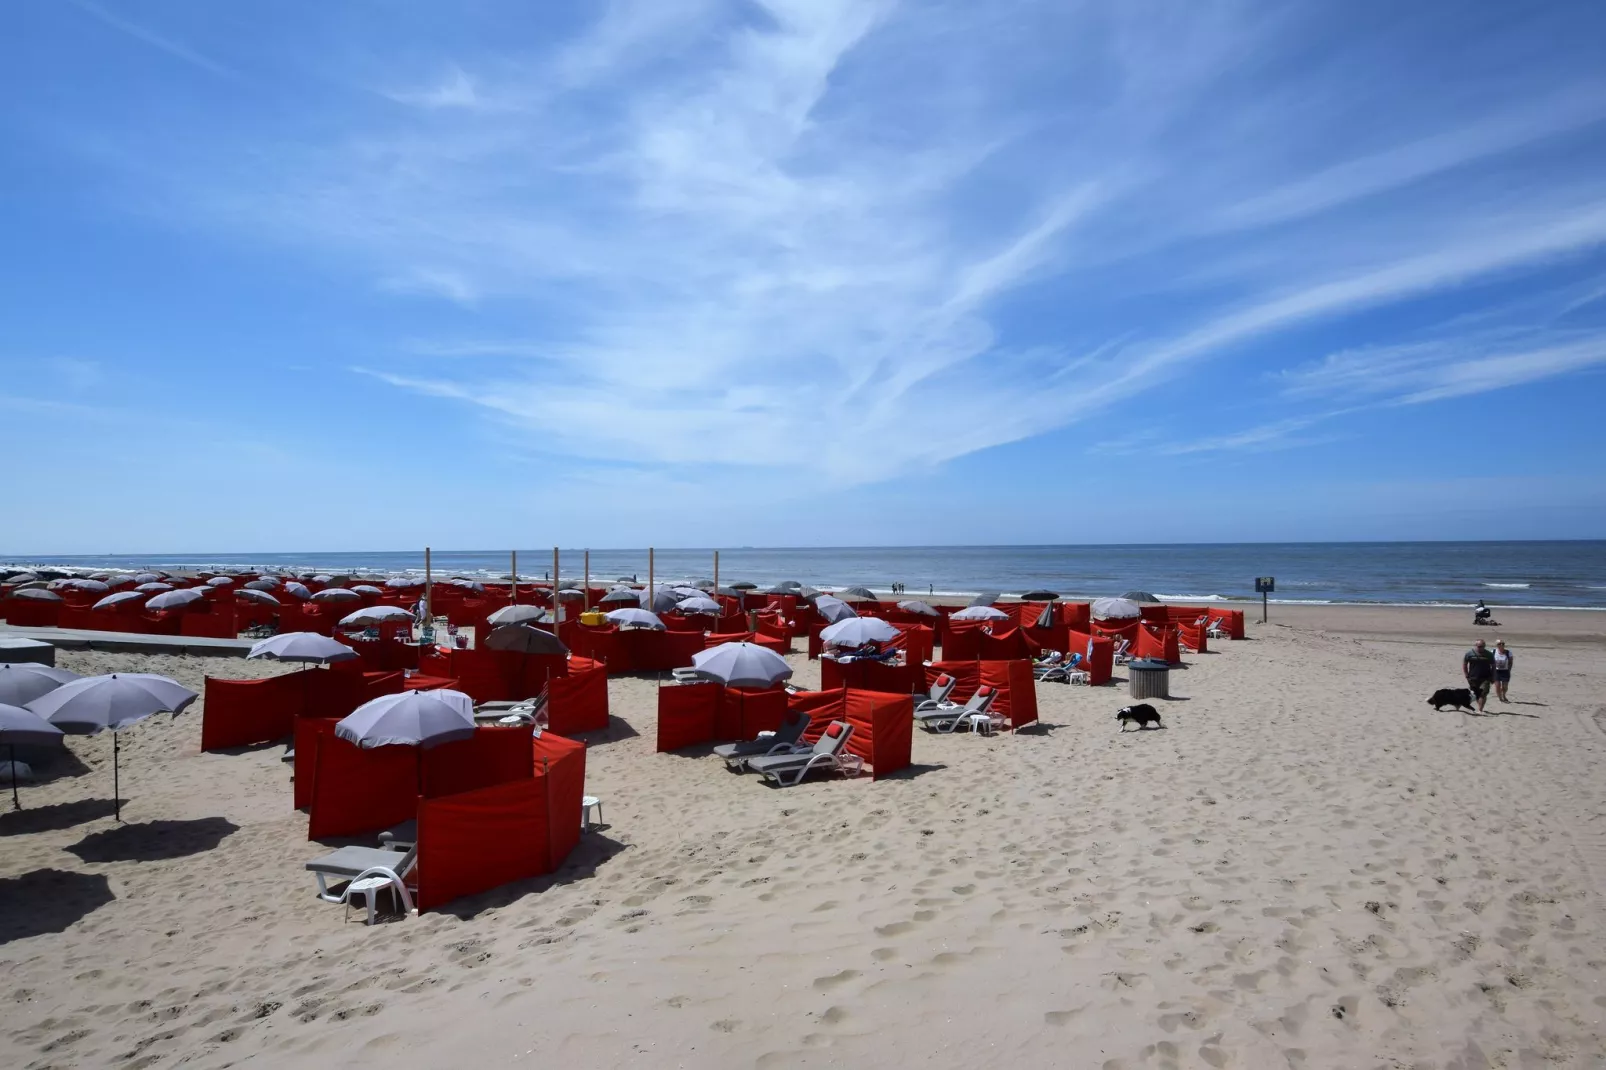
[3,0,1606,554]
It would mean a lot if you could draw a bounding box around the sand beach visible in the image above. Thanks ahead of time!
[3,605,1604,1069]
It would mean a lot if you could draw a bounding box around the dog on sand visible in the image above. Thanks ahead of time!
[1427,688,1476,712]
[1117,703,1164,730]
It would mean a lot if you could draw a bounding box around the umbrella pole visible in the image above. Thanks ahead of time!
[113,732,122,822]
[9,743,18,810]
[584,551,589,611]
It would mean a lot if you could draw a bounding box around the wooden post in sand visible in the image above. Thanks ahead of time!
[648,547,655,607]
[510,550,517,604]
[424,547,432,619]
[713,550,720,605]
[584,550,590,610]
[552,547,560,624]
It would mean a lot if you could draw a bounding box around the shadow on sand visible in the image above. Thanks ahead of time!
[66,817,239,864]
[0,870,115,944]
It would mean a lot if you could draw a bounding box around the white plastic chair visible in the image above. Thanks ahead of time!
[340,867,413,924]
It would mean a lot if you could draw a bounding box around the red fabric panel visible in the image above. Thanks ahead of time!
[822,658,923,695]
[2,600,61,627]
[655,682,720,752]
[403,674,459,691]
[941,622,984,662]
[200,673,301,750]
[849,690,912,779]
[713,686,788,740]
[790,689,847,744]
[293,718,339,810]
[1206,608,1245,639]
[995,661,1038,729]
[416,778,547,912]
[532,732,586,870]
[664,614,705,632]
[180,609,238,638]
[1177,621,1209,653]
[548,657,609,735]
[1093,619,1141,642]
[704,630,754,648]
[307,736,419,840]
[422,725,534,798]
[925,662,980,700]
[754,633,789,655]
[1135,623,1182,664]
[1065,630,1115,685]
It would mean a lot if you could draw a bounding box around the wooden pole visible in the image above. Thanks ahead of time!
[511,550,517,604]
[584,550,590,610]
[553,547,560,624]
[424,546,432,620]
[713,549,720,605]
[648,547,654,609]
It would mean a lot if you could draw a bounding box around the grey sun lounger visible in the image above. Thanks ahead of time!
[913,673,957,712]
[745,721,854,786]
[712,710,812,769]
[305,843,417,904]
[916,685,996,733]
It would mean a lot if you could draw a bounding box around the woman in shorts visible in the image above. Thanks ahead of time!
[1492,640,1514,702]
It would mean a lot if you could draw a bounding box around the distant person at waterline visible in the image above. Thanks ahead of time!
[1492,640,1515,703]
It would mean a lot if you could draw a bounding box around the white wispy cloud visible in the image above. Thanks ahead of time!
[1283,334,1606,406]
[384,67,485,110]
[67,0,231,78]
[93,0,1606,494]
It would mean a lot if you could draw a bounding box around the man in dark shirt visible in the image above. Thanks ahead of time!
[1463,639,1495,713]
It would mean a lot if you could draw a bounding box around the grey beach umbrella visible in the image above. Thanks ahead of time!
[93,591,147,610]
[335,689,475,750]
[282,581,312,600]
[0,703,64,808]
[841,586,877,601]
[28,672,198,821]
[248,632,358,664]
[484,624,569,656]
[691,642,793,688]
[605,608,665,630]
[676,595,722,615]
[146,588,205,611]
[487,604,548,626]
[896,599,939,616]
[951,605,1008,621]
[820,617,900,646]
[599,589,641,605]
[1019,590,1059,601]
[10,588,63,602]
[1121,590,1161,603]
[813,595,857,623]
[0,664,81,707]
[235,588,280,606]
[1092,597,1142,619]
[340,605,414,626]
[311,587,361,604]
[967,591,1001,608]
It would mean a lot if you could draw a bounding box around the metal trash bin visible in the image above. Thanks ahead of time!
[1127,658,1170,699]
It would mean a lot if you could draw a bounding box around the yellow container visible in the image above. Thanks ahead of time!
[580,610,606,626]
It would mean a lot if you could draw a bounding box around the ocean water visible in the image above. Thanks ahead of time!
[6,542,1606,609]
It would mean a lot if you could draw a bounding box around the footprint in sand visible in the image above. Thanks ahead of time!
[812,970,859,991]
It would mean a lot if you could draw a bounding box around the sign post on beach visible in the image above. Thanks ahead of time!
[510,550,517,605]
[584,550,590,610]
[424,546,432,620]
[1256,576,1275,623]
[713,550,719,606]
[552,547,560,623]
[648,547,654,607]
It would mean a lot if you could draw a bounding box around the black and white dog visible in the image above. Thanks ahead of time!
[1116,703,1164,730]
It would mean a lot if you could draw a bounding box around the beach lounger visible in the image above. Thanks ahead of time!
[916,686,996,733]
[305,843,416,920]
[913,673,957,712]
[746,721,855,786]
[1032,653,1065,681]
[711,710,812,770]
[671,667,711,684]
[1111,638,1132,665]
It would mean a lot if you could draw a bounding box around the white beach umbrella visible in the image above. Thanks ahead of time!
[385,576,424,589]
[813,595,857,624]
[206,576,234,588]
[242,578,278,592]
[820,617,901,646]
[350,584,384,596]
[335,689,475,749]
[134,581,173,593]
[605,608,665,630]
[896,599,939,617]
[599,588,642,606]
[951,605,1009,621]
[132,572,163,584]
[50,578,108,592]
[146,588,206,611]
[282,581,312,600]
[1091,597,1142,620]
[484,624,569,656]
[340,605,414,627]
[311,587,361,604]
[235,588,280,606]
[691,642,793,688]
[27,672,198,821]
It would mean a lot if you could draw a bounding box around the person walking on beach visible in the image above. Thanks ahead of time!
[1463,639,1495,713]
[1492,640,1514,702]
